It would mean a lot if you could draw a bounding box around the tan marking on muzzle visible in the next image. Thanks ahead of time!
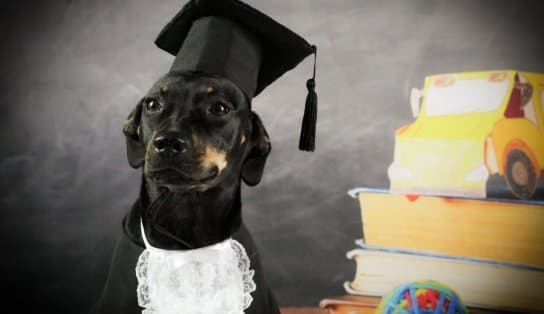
[202,146,227,173]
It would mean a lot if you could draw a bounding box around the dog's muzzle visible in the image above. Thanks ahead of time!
[146,131,220,190]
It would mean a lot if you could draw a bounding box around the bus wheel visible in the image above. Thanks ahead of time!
[504,149,537,199]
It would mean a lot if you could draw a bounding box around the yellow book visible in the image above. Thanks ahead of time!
[344,244,544,313]
[349,188,544,267]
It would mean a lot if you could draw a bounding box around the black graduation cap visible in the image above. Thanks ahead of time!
[154,0,318,151]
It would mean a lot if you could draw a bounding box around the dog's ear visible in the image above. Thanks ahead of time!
[122,100,145,169]
[242,112,271,186]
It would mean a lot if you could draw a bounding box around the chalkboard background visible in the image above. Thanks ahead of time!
[1,1,543,313]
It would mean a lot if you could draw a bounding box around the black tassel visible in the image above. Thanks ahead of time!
[299,45,318,152]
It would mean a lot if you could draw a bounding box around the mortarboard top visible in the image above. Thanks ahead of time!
[154,0,318,151]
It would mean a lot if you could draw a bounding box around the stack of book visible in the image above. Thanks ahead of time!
[321,188,544,314]
[319,70,544,313]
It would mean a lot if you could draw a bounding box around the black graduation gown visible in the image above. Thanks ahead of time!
[91,215,280,314]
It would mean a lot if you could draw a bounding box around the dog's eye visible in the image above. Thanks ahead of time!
[145,99,162,112]
[209,102,231,116]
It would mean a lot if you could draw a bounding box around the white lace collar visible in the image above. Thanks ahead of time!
[135,220,256,314]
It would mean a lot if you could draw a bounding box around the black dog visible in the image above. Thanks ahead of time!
[92,71,280,314]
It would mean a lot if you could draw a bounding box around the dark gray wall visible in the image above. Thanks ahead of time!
[1,1,543,313]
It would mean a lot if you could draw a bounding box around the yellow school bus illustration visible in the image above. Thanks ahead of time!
[388,70,544,200]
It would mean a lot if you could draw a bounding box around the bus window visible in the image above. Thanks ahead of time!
[425,77,509,116]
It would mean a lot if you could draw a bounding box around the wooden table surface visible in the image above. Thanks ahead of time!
[281,307,326,314]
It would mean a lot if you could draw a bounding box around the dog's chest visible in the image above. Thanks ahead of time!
[136,223,256,314]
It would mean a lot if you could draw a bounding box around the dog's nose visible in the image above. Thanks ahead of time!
[153,133,187,154]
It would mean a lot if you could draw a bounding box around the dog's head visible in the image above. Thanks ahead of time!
[122,71,271,192]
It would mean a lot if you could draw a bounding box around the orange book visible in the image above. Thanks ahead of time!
[320,295,506,314]
[319,295,379,314]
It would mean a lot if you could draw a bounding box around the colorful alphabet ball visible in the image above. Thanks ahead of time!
[376,280,467,314]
